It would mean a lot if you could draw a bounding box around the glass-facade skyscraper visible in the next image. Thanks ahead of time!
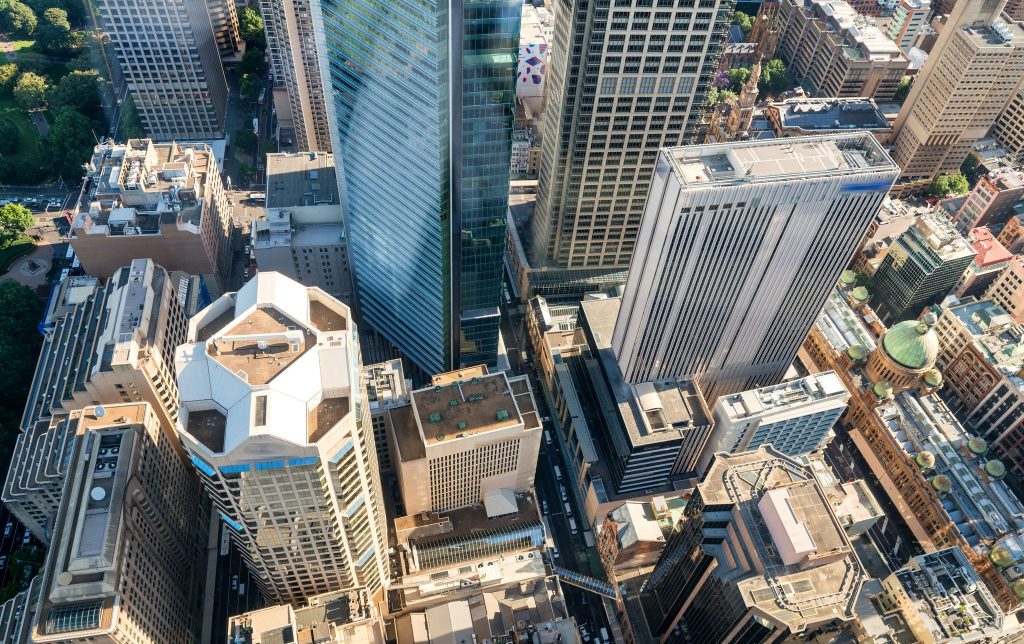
[321,0,519,374]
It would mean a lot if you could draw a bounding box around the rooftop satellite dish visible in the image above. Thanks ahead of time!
[95,406,105,418]
[257,340,269,350]
[90,487,106,501]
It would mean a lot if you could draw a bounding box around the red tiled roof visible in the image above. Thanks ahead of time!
[970,227,1014,267]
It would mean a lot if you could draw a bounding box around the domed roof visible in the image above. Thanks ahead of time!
[840,270,858,286]
[881,319,939,370]
[851,286,869,302]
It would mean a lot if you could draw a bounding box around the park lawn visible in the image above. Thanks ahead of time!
[0,95,46,174]
[0,40,35,64]
[0,235,36,274]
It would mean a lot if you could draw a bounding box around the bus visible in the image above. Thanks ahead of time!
[247,192,266,201]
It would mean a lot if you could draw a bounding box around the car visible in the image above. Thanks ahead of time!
[544,430,552,446]
[559,485,567,501]
[231,575,238,590]
[0,555,6,568]
[600,627,610,642]
[22,530,31,545]
[563,502,572,515]
[542,416,551,422]
[554,465,562,480]
[4,522,11,537]
[542,500,548,514]
[239,583,246,596]
[551,547,559,559]
[48,198,61,207]
[569,518,578,534]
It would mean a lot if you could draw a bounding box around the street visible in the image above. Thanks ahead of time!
[500,283,611,639]
[210,523,264,644]
[0,507,40,598]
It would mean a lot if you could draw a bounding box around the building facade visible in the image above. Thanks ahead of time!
[869,212,976,324]
[611,134,899,401]
[2,261,187,542]
[70,140,233,293]
[886,0,931,52]
[953,168,1024,234]
[175,272,389,604]
[777,0,909,101]
[993,82,1024,157]
[528,0,731,292]
[27,403,207,643]
[952,227,1013,298]
[321,0,520,373]
[259,0,333,151]
[208,0,242,56]
[986,256,1024,322]
[702,371,849,472]
[891,3,1024,189]
[97,0,228,140]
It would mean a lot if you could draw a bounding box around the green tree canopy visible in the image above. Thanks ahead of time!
[0,63,18,92]
[758,58,788,96]
[2,1,38,38]
[0,119,19,154]
[238,47,267,78]
[46,106,95,179]
[48,69,100,119]
[35,6,72,53]
[240,72,263,101]
[238,7,265,48]
[727,67,751,93]
[928,173,971,199]
[13,71,48,109]
[0,203,34,246]
[893,76,912,105]
[730,11,752,35]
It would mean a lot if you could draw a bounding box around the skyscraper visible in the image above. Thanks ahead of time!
[528,0,731,294]
[175,272,389,604]
[612,134,899,402]
[259,0,334,151]
[98,0,228,140]
[26,403,207,643]
[870,212,976,324]
[891,0,1024,190]
[321,0,519,373]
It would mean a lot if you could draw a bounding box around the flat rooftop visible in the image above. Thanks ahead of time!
[265,152,339,208]
[396,491,540,550]
[412,371,528,445]
[717,371,848,421]
[772,99,890,131]
[665,134,896,188]
[207,306,311,385]
[699,448,862,629]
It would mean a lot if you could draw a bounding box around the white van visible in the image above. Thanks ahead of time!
[569,518,578,534]
[544,430,552,445]
[554,465,562,480]
[560,485,568,501]
[600,627,610,642]
[564,502,572,515]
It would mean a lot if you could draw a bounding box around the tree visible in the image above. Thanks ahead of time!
[238,7,265,48]
[730,11,752,36]
[35,6,72,53]
[10,51,51,76]
[2,1,38,38]
[238,47,267,78]
[66,50,94,72]
[0,203,34,247]
[0,63,18,92]
[758,58,788,96]
[960,154,980,187]
[0,119,19,154]
[13,72,48,109]
[704,87,719,107]
[928,173,970,199]
[893,76,912,105]
[240,72,263,101]
[727,67,751,93]
[233,127,258,153]
[48,69,100,119]
[46,107,95,179]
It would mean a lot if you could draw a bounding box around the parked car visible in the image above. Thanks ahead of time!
[3,522,11,537]
[231,575,238,590]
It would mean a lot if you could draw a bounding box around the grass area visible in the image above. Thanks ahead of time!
[0,95,46,181]
[0,39,35,64]
[0,235,37,275]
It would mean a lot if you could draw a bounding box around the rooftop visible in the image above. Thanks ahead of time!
[227,587,379,644]
[176,272,357,454]
[968,228,1013,268]
[717,371,849,421]
[803,0,906,59]
[264,152,339,209]
[665,133,896,187]
[894,549,1005,641]
[905,212,976,261]
[771,98,890,132]
[699,447,864,630]
[817,290,880,354]
[395,491,541,552]
[941,299,1024,387]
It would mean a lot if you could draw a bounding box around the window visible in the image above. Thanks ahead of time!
[600,77,617,94]
[640,77,656,94]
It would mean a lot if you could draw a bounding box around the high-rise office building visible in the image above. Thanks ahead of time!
[986,256,1024,322]
[384,366,542,515]
[891,1,1024,190]
[259,0,333,152]
[529,0,731,294]
[993,82,1024,157]
[777,0,909,101]
[612,134,899,402]
[869,212,976,324]
[97,0,228,140]
[886,0,932,53]
[701,371,850,472]
[26,403,207,644]
[3,260,187,542]
[175,272,389,604]
[321,0,519,373]
[625,446,865,643]
[208,0,242,56]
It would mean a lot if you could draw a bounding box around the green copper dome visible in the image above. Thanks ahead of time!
[992,546,1015,568]
[923,369,943,387]
[930,474,952,493]
[851,286,869,302]
[840,270,858,286]
[882,319,939,370]
[986,460,1006,479]
[915,451,935,470]
[846,345,866,362]
[968,436,988,456]
[873,380,894,399]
